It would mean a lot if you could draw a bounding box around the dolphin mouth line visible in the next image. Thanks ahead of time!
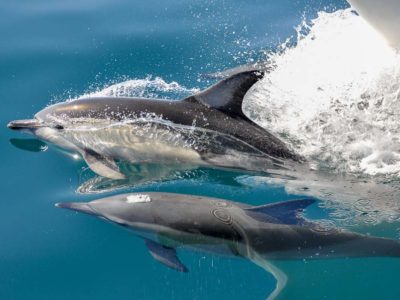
[8,119,65,131]
[55,202,125,225]
[7,119,44,130]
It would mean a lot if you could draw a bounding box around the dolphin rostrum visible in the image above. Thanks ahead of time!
[8,71,302,179]
[57,192,400,299]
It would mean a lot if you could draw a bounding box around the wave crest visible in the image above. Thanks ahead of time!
[244,8,400,177]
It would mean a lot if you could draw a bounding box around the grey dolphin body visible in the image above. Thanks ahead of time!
[8,71,301,179]
[57,193,400,297]
[57,193,400,262]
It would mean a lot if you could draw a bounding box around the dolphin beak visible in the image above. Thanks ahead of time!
[55,202,98,216]
[7,119,43,130]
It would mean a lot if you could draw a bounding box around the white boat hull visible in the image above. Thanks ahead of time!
[347,0,400,48]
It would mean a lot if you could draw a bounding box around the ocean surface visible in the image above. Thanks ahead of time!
[2,0,400,299]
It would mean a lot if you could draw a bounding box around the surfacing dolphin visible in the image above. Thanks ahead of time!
[57,193,400,299]
[8,71,302,180]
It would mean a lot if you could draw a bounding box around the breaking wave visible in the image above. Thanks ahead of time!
[244,8,400,179]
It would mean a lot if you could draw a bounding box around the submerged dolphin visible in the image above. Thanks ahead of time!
[57,193,400,298]
[8,71,301,179]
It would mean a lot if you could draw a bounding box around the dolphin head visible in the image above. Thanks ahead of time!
[8,116,70,153]
[9,99,123,140]
[7,97,97,134]
[8,100,68,140]
[56,193,156,229]
[8,102,85,152]
[8,101,70,133]
[7,118,63,134]
[35,100,91,123]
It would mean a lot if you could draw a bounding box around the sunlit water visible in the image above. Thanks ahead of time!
[2,1,400,299]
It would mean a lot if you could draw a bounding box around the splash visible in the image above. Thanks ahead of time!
[78,76,199,100]
[244,9,400,178]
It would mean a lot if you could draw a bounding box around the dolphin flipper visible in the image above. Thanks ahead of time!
[82,149,126,180]
[145,239,188,272]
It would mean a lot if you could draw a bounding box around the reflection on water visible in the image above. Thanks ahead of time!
[238,166,400,227]
[77,163,192,194]
[77,164,246,194]
[9,138,48,152]
[77,159,400,228]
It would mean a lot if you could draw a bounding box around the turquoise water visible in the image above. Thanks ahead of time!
[2,0,400,299]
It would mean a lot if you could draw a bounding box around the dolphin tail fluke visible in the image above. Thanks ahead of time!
[82,149,126,180]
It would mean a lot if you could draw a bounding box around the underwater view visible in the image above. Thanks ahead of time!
[3,0,400,299]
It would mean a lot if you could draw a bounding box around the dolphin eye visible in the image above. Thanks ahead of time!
[54,124,64,130]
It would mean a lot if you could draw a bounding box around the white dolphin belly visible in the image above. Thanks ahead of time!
[36,119,281,179]
[63,122,204,164]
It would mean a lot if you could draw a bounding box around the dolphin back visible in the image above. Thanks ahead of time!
[350,235,400,258]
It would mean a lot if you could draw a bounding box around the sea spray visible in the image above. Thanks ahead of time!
[244,8,400,178]
[77,76,199,101]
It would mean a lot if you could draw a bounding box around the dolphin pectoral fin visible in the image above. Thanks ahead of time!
[82,149,126,180]
[245,199,316,226]
[144,239,188,273]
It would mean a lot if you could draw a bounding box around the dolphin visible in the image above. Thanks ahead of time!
[8,71,302,180]
[57,192,400,299]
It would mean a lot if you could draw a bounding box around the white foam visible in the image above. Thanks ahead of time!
[244,8,400,178]
[76,76,199,100]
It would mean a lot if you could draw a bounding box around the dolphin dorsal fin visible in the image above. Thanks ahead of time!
[245,199,316,226]
[185,71,263,120]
